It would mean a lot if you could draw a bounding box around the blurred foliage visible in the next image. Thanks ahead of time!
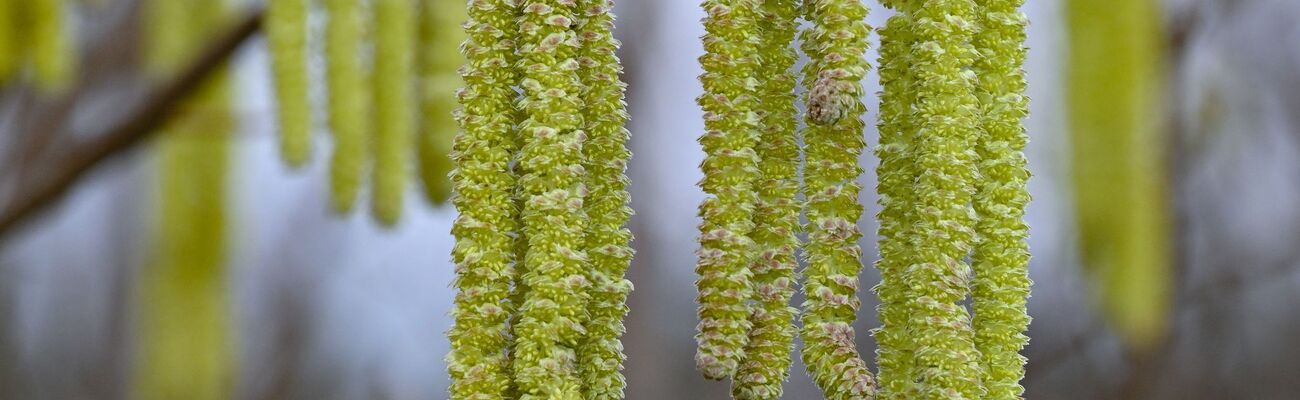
[1066,0,1171,350]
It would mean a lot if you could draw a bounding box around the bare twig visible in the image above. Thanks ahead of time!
[0,8,264,239]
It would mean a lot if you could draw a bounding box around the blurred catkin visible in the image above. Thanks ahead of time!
[416,0,464,205]
[136,1,234,398]
[904,0,987,397]
[0,0,18,85]
[694,0,761,381]
[730,0,799,398]
[971,0,1033,398]
[444,0,522,397]
[797,0,876,398]
[371,0,416,226]
[324,0,367,213]
[872,1,919,397]
[28,0,72,91]
[267,0,312,167]
[1066,0,1170,350]
[511,0,590,397]
[574,0,636,398]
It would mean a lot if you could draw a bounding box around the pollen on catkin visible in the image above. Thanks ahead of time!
[694,0,762,381]
[416,0,466,205]
[970,1,1032,399]
[796,0,877,398]
[371,0,416,226]
[510,0,590,398]
[871,1,920,398]
[574,1,636,399]
[324,0,368,213]
[730,0,799,398]
[443,0,523,398]
[267,0,312,167]
[904,0,987,397]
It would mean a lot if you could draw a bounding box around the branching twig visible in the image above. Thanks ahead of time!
[0,8,264,239]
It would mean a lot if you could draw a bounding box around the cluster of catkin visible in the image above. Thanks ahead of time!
[266,0,464,226]
[442,0,635,399]
[0,0,74,91]
[693,0,1033,399]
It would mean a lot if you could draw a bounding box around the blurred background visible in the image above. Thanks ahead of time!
[2,0,1299,399]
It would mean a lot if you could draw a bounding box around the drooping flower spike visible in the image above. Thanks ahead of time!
[416,0,466,205]
[694,0,763,381]
[371,0,417,226]
[730,0,800,398]
[444,0,523,397]
[324,0,368,213]
[574,0,636,398]
[266,0,311,167]
[796,0,877,398]
[903,0,987,397]
[511,0,591,397]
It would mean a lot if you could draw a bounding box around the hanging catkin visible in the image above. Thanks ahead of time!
[444,0,522,397]
[324,0,367,212]
[797,0,876,398]
[970,0,1032,398]
[730,0,799,398]
[136,0,233,398]
[511,0,590,397]
[574,0,635,398]
[871,1,919,398]
[29,0,72,91]
[371,0,416,226]
[905,0,986,397]
[0,0,18,85]
[416,0,464,205]
[267,0,312,167]
[694,0,761,381]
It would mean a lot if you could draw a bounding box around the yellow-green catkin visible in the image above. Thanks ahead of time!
[797,0,876,398]
[731,0,799,398]
[28,0,73,92]
[871,1,918,398]
[136,1,233,399]
[574,1,635,398]
[1066,0,1170,351]
[324,0,367,213]
[0,0,19,86]
[444,0,522,397]
[267,0,312,167]
[511,0,589,398]
[694,0,761,381]
[415,0,465,205]
[971,0,1032,398]
[905,0,987,397]
[371,0,416,226]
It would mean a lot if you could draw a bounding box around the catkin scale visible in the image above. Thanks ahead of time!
[797,0,877,398]
[371,0,416,226]
[730,0,799,398]
[694,0,762,381]
[324,0,367,213]
[416,0,465,205]
[444,0,523,397]
[574,0,636,398]
[267,0,312,167]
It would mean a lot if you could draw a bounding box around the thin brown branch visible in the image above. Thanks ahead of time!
[0,8,264,239]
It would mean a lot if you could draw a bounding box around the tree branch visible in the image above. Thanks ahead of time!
[0,8,264,239]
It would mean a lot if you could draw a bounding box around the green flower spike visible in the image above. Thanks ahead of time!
[730,0,799,398]
[512,0,590,398]
[694,0,762,381]
[324,0,368,213]
[417,0,467,205]
[30,0,72,92]
[905,0,987,397]
[574,1,636,398]
[267,0,311,167]
[871,1,919,398]
[444,0,523,398]
[797,0,876,398]
[971,0,1031,398]
[372,0,417,226]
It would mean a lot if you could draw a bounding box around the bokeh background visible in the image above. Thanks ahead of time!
[3,0,1300,399]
